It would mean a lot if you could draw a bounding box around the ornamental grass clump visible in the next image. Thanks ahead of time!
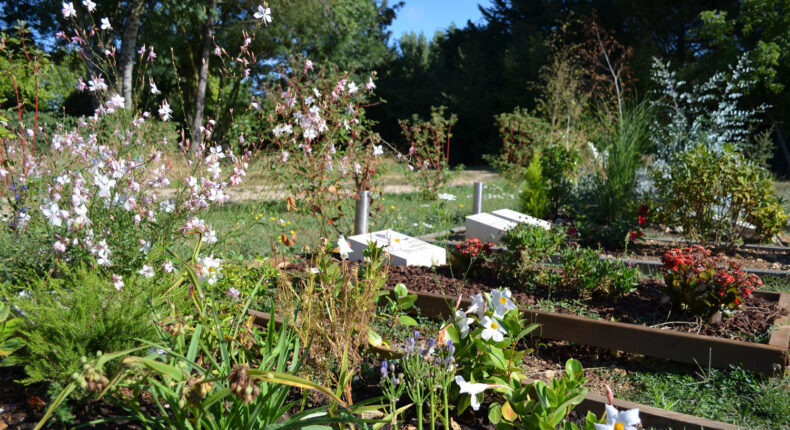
[276,241,388,403]
[661,245,760,319]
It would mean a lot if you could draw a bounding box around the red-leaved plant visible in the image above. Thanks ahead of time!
[661,245,760,319]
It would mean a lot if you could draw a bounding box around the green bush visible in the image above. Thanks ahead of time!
[6,264,186,388]
[652,145,787,248]
[558,248,639,299]
[500,224,565,284]
[519,151,549,219]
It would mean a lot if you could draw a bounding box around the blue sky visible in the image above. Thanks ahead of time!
[388,0,493,43]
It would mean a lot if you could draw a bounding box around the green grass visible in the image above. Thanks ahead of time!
[202,180,518,258]
[594,363,790,429]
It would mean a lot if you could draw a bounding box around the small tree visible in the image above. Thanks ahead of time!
[399,106,458,199]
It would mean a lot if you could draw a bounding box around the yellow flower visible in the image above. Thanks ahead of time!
[459,204,464,208]
[270,217,276,221]
[287,221,291,225]
[390,205,395,210]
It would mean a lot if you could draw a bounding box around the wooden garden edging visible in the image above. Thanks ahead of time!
[246,307,743,430]
[379,287,790,376]
[422,226,790,279]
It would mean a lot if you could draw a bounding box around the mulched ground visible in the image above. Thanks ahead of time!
[386,264,786,343]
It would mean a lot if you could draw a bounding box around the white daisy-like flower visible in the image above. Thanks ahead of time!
[253,4,272,24]
[594,405,641,430]
[480,316,507,342]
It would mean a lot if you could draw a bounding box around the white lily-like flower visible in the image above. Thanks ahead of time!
[453,310,473,338]
[454,375,509,411]
[373,145,383,156]
[594,405,641,430]
[100,17,112,30]
[466,293,486,318]
[82,0,96,12]
[197,255,222,284]
[491,288,516,318]
[480,316,507,342]
[337,235,353,260]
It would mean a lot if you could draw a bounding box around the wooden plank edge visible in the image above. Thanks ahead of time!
[384,287,787,375]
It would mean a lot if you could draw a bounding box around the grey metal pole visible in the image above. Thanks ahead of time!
[354,190,370,235]
[473,182,484,214]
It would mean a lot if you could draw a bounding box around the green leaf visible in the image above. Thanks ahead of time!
[394,282,408,297]
[367,329,384,347]
[398,315,418,326]
[122,357,186,382]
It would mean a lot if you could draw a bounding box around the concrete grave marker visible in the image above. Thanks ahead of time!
[465,213,518,243]
[491,208,552,230]
[347,229,447,267]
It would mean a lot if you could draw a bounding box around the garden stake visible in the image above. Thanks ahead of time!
[473,181,484,214]
[354,190,370,235]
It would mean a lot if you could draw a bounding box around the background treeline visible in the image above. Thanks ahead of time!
[2,0,789,174]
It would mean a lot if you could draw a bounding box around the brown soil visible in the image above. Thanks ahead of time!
[385,264,786,343]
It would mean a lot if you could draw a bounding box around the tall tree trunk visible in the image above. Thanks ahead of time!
[190,0,218,156]
[119,0,146,109]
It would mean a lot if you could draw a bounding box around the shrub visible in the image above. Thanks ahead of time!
[660,245,760,319]
[399,105,458,199]
[450,237,495,278]
[5,263,186,388]
[500,224,566,284]
[558,248,639,299]
[487,108,551,182]
[264,57,383,238]
[652,145,787,248]
[519,151,549,219]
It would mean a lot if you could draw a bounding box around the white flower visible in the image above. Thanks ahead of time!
[82,0,96,12]
[454,376,508,411]
[466,293,486,318]
[138,264,155,278]
[453,310,474,338]
[337,235,353,260]
[373,145,383,156]
[480,316,506,342]
[112,274,124,291]
[594,405,641,430]
[437,193,456,201]
[150,81,161,95]
[197,255,222,284]
[309,267,320,274]
[202,228,218,244]
[162,260,176,273]
[491,288,516,318]
[100,17,112,30]
[158,100,173,121]
[253,4,272,24]
[226,288,241,300]
[139,239,151,254]
[42,202,68,227]
[53,239,68,253]
[62,2,76,18]
[366,77,376,90]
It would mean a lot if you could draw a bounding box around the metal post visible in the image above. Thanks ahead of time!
[473,182,484,214]
[354,190,370,235]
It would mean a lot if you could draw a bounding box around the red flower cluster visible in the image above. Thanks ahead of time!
[660,245,759,318]
[456,237,495,258]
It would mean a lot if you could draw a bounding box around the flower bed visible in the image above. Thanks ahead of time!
[383,265,789,375]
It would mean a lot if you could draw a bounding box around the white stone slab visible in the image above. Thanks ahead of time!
[347,229,446,267]
[491,208,552,230]
[465,213,517,243]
